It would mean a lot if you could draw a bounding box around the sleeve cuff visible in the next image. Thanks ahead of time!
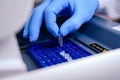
[96,0,110,12]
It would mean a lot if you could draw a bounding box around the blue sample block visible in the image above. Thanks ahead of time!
[28,39,91,68]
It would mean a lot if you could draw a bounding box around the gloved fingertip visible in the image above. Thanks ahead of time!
[60,28,69,37]
[29,36,37,42]
[52,32,58,37]
[23,31,28,38]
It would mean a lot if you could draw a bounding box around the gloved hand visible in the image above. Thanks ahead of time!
[44,0,98,37]
[23,0,98,42]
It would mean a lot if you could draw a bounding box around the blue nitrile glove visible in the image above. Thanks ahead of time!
[23,0,98,42]
[44,0,98,37]
[23,0,51,42]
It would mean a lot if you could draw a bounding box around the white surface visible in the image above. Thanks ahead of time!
[0,0,34,39]
[112,25,120,32]
[0,0,34,78]
[2,49,120,80]
[0,35,26,78]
